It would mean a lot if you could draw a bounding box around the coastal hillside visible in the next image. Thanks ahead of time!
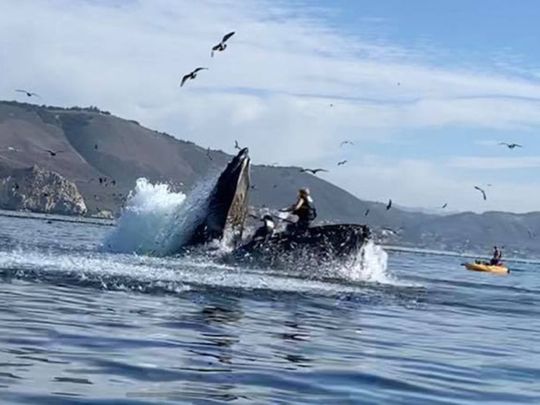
[0,100,538,256]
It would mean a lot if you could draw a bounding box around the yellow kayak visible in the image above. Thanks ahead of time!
[464,262,509,275]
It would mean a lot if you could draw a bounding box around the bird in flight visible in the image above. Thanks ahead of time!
[16,89,40,98]
[211,32,235,57]
[340,140,354,147]
[386,199,392,210]
[337,160,348,166]
[180,67,208,87]
[300,168,328,174]
[43,149,65,157]
[234,140,241,150]
[474,186,487,201]
[499,142,522,149]
[441,203,448,209]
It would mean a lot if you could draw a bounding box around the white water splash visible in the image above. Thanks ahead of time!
[153,174,218,255]
[103,176,220,255]
[103,178,186,254]
[339,241,392,284]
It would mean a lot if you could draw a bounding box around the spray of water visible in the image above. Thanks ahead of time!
[103,178,394,284]
[103,175,221,255]
[103,179,186,254]
[343,241,392,283]
[152,174,218,255]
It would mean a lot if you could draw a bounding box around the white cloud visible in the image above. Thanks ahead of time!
[329,156,540,213]
[1,0,540,212]
[448,156,540,170]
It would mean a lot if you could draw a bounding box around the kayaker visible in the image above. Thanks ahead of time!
[490,246,502,265]
[280,188,317,233]
[252,214,275,241]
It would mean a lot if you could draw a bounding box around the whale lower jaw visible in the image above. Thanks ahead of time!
[182,148,251,249]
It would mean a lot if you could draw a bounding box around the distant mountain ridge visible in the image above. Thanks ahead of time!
[0,100,538,257]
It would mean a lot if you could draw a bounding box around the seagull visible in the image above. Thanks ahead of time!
[211,31,235,57]
[499,142,522,149]
[16,89,40,98]
[43,149,65,157]
[206,148,213,161]
[180,67,208,87]
[474,186,487,201]
[300,168,328,174]
[340,140,354,147]
[234,140,241,150]
[337,160,348,166]
[386,199,392,210]
[441,203,448,209]
[364,208,370,217]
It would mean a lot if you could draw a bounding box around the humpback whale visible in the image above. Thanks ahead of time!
[183,147,251,248]
[230,223,371,270]
[178,147,371,268]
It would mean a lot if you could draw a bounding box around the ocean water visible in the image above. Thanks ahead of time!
[1,173,540,404]
[0,213,539,404]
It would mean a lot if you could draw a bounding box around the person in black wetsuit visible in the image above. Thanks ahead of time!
[281,188,317,233]
[490,246,502,265]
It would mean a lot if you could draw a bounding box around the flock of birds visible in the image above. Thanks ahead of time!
[11,30,528,223]
[178,31,525,217]
[180,32,235,87]
[288,137,522,213]
[286,137,520,215]
[4,136,120,212]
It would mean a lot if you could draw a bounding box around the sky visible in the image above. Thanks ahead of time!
[1,0,540,213]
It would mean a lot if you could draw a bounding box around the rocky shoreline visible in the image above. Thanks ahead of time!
[0,165,92,216]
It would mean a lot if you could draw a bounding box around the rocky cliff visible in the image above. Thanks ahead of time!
[0,165,87,215]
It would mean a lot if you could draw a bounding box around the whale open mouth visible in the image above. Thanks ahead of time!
[185,148,251,248]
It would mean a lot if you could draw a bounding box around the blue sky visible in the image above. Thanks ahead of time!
[325,0,540,66]
[1,0,540,212]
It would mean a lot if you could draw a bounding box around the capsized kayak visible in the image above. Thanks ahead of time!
[463,262,509,275]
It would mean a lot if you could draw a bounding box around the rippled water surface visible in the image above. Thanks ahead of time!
[0,215,539,404]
